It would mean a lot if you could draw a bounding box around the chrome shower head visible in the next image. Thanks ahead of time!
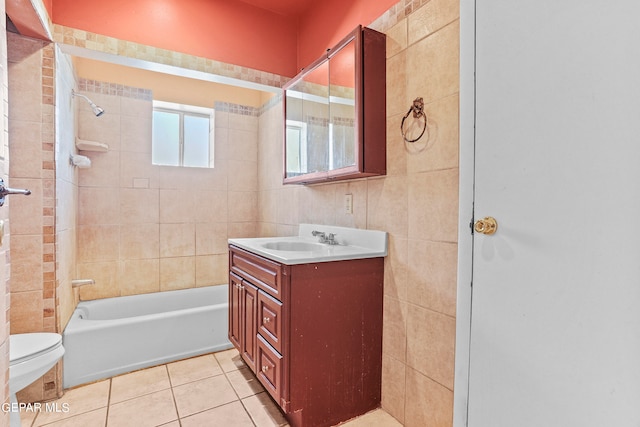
[72,90,105,117]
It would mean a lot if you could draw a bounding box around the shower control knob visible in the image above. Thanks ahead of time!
[0,178,31,207]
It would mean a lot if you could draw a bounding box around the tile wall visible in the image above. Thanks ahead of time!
[1,2,10,425]
[75,88,259,300]
[7,32,61,403]
[257,0,460,425]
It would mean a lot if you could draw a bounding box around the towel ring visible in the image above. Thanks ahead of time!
[401,97,427,143]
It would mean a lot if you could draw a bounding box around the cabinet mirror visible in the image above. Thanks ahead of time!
[283,26,386,185]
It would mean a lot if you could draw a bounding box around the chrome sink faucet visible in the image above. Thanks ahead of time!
[311,230,339,245]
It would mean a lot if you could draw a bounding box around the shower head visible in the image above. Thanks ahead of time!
[72,90,105,117]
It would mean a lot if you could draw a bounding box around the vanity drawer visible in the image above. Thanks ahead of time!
[256,335,283,403]
[258,290,283,353]
[229,246,282,298]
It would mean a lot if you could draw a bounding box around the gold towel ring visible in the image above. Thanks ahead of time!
[400,97,427,143]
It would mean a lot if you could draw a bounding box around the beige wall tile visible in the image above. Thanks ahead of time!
[386,18,408,58]
[406,93,459,174]
[405,367,453,427]
[383,296,408,363]
[78,151,121,188]
[228,192,258,222]
[120,259,160,296]
[381,355,406,425]
[160,223,195,257]
[408,0,460,45]
[78,186,119,225]
[195,222,228,255]
[77,109,121,151]
[384,235,409,302]
[408,168,459,243]
[228,160,258,191]
[10,291,43,333]
[386,50,408,119]
[10,234,42,292]
[120,223,159,260]
[8,178,42,235]
[407,240,457,316]
[160,257,195,291]
[77,261,120,300]
[119,151,159,189]
[194,190,228,224]
[120,114,151,153]
[160,188,196,223]
[120,188,159,224]
[386,113,408,176]
[77,225,120,263]
[367,175,408,237]
[407,19,459,105]
[8,120,42,178]
[406,305,455,390]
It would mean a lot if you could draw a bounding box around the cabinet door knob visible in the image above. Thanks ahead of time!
[262,365,269,372]
[263,316,271,324]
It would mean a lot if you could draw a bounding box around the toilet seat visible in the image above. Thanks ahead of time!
[10,333,63,365]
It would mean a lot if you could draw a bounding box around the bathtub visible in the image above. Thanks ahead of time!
[62,284,232,388]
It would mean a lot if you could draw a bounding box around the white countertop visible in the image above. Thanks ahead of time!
[228,224,388,265]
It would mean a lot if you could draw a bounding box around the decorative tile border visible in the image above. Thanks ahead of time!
[52,24,290,89]
[214,101,259,117]
[78,78,153,100]
[369,0,432,32]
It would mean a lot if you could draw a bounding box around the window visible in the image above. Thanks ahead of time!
[152,101,214,168]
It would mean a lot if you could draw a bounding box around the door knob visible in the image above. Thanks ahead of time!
[474,217,498,235]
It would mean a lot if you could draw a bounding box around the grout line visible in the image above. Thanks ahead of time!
[104,378,111,427]
[165,364,182,427]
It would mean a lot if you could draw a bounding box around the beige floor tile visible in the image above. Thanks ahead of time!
[34,380,110,425]
[341,408,403,427]
[167,354,223,386]
[214,348,245,372]
[107,389,177,427]
[241,392,288,427]
[226,367,264,398]
[110,365,171,403]
[35,407,107,427]
[158,422,180,427]
[180,401,254,427]
[172,375,237,418]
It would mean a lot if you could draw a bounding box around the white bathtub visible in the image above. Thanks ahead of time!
[62,285,232,388]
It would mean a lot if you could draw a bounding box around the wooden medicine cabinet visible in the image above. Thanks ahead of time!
[283,25,386,184]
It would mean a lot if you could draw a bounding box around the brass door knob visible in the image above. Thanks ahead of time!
[474,217,498,235]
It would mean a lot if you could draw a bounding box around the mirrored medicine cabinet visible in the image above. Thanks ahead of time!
[283,25,386,185]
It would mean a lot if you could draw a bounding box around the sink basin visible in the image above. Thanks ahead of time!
[261,241,323,252]
[229,224,387,265]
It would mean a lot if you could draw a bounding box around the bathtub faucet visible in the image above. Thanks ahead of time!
[71,279,95,288]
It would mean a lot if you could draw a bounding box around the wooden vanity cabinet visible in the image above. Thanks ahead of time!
[228,245,384,427]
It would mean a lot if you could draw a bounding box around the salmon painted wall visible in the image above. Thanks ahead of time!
[51,0,298,76]
[296,0,397,70]
[51,0,396,77]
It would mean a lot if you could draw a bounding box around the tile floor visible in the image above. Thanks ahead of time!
[20,348,402,427]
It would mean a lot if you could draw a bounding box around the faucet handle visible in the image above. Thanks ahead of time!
[327,233,338,245]
[0,178,31,207]
[312,230,328,243]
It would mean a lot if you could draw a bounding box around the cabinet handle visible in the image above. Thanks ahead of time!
[263,316,271,324]
[261,365,269,372]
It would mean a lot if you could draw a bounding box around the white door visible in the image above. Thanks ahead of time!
[466,1,640,426]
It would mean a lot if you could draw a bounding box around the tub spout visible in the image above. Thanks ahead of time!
[71,279,95,288]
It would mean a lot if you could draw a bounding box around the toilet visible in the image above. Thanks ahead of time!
[9,333,65,427]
